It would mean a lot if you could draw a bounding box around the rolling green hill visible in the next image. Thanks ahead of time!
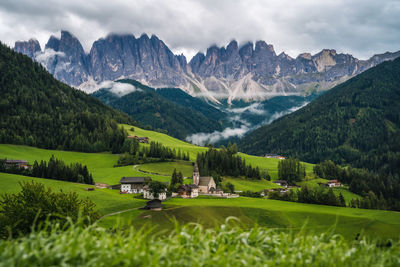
[92,79,227,139]
[0,172,397,240]
[0,42,134,153]
[240,58,400,173]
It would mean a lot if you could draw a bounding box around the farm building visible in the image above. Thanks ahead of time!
[120,177,151,194]
[273,180,288,188]
[128,135,149,143]
[327,180,341,187]
[145,199,162,211]
[264,154,286,159]
[4,160,31,169]
[178,184,199,198]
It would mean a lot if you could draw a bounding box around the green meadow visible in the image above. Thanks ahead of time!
[222,177,280,191]
[0,144,170,185]
[98,196,400,240]
[0,125,397,241]
[0,173,146,215]
[138,161,194,177]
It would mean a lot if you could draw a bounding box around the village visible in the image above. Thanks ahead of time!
[2,158,343,211]
[114,162,342,210]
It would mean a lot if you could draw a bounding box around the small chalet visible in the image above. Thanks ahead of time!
[178,184,199,198]
[128,135,149,144]
[143,184,168,200]
[145,199,162,211]
[327,180,341,187]
[193,163,217,194]
[273,180,288,188]
[5,160,31,169]
[120,177,151,194]
[264,154,286,160]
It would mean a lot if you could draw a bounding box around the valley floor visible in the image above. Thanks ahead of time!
[1,141,399,241]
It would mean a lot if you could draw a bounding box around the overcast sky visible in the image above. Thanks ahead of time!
[0,0,399,60]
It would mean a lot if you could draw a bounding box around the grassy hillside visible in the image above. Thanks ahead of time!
[0,144,170,185]
[0,172,394,240]
[222,177,278,191]
[0,173,146,215]
[0,144,395,241]
[101,196,400,240]
[240,58,400,174]
[122,124,313,179]
[138,161,194,177]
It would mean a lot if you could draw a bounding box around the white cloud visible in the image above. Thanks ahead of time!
[263,102,309,125]
[99,81,142,97]
[34,48,65,66]
[186,125,250,146]
[229,103,266,115]
[186,100,311,145]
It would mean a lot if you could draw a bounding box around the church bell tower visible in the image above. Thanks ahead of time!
[193,162,200,185]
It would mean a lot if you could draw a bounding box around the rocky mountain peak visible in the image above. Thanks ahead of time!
[14,39,41,58]
[239,42,254,59]
[312,49,338,72]
[45,35,60,51]
[227,40,239,51]
[298,53,312,60]
[255,40,275,55]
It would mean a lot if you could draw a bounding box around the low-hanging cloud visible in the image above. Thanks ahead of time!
[35,48,65,65]
[263,102,309,125]
[186,101,310,145]
[99,81,142,97]
[186,125,250,146]
[229,103,266,115]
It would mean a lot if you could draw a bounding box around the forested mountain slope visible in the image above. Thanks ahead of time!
[92,80,227,139]
[240,57,400,173]
[0,43,134,152]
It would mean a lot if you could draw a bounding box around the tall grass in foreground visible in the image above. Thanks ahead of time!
[0,218,399,266]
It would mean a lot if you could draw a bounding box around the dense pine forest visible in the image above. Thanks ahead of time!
[0,156,94,184]
[196,143,267,180]
[117,138,190,166]
[0,43,135,152]
[240,57,400,174]
[92,79,227,139]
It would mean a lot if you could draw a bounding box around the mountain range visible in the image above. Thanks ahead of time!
[14,31,400,103]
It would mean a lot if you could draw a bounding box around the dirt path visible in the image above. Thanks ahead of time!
[132,164,166,176]
[100,207,141,219]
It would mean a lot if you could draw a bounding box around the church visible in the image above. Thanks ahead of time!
[193,163,216,194]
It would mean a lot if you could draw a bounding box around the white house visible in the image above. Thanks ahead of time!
[120,177,151,194]
[273,180,288,188]
[327,180,341,187]
[143,187,167,200]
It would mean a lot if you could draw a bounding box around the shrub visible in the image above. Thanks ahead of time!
[0,181,99,238]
